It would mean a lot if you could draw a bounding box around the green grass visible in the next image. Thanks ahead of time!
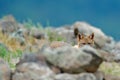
[46,28,65,42]
[0,45,23,69]
[23,19,43,29]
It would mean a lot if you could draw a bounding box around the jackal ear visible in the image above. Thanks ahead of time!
[74,27,79,37]
[89,33,94,39]
[77,33,83,40]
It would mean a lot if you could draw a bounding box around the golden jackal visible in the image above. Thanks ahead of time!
[77,33,94,47]
[74,28,94,48]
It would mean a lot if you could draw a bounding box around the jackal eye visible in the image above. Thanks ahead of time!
[82,43,86,45]
[88,43,91,45]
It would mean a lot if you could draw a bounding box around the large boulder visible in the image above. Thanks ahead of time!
[13,62,54,80]
[40,45,103,73]
[72,21,112,48]
[13,53,55,80]
[0,15,19,34]
[0,58,11,80]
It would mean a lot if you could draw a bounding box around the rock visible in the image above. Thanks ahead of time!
[32,31,46,39]
[105,74,120,80]
[98,39,120,62]
[94,71,105,80]
[55,27,75,44]
[0,15,19,34]
[0,58,11,80]
[97,49,115,62]
[111,42,120,62]
[72,21,112,48]
[41,45,103,73]
[13,62,54,80]
[13,53,55,80]
[77,73,96,80]
[101,37,115,54]
[50,41,72,49]
[16,53,47,67]
[55,73,97,80]
[114,42,120,49]
[55,73,76,80]
[30,28,47,39]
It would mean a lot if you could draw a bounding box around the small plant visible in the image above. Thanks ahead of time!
[23,19,35,29]
[0,41,23,69]
[23,19,43,29]
[47,31,65,42]
[0,44,8,58]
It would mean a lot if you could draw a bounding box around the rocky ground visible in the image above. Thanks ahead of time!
[0,15,120,80]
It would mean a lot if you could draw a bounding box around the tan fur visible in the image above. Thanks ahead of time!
[75,33,94,48]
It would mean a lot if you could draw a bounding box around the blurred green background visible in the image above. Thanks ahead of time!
[0,0,120,40]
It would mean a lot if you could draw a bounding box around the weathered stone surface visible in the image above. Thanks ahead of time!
[16,53,47,67]
[105,74,120,80]
[94,71,105,80]
[0,58,11,80]
[111,42,120,62]
[50,41,72,49]
[55,27,75,44]
[55,73,76,80]
[0,15,19,34]
[41,45,103,73]
[77,73,96,80]
[72,21,112,48]
[97,49,115,62]
[55,73,97,80]
[13,53,55,80]
[13,62,54,80]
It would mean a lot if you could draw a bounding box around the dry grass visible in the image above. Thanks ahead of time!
[99,62,120,76]
[0,28,40,52]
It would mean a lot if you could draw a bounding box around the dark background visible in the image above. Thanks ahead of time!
[0,0,120,40]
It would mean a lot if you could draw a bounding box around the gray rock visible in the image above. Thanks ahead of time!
[99,39,120,62]
[72,21,112,48]
[16,53,47,67]
[0,58,11,80]
[114,41,120,49]
[50,41,72,49]
[41,45,103,73]
[105,74,120,80]
[55,73,97,80]
[55,27,75,44]
[0,15,19,34]
[55,73,76,80]
[30,28,47,39]
[77,73,96,80]
[13,62,54,80]
[32,31,46,39]
[97,49,115,62]
[13,53,55,80]
[94,71,105,80]
[102,37,115,52]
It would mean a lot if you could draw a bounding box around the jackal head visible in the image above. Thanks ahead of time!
[77,33,94,47]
